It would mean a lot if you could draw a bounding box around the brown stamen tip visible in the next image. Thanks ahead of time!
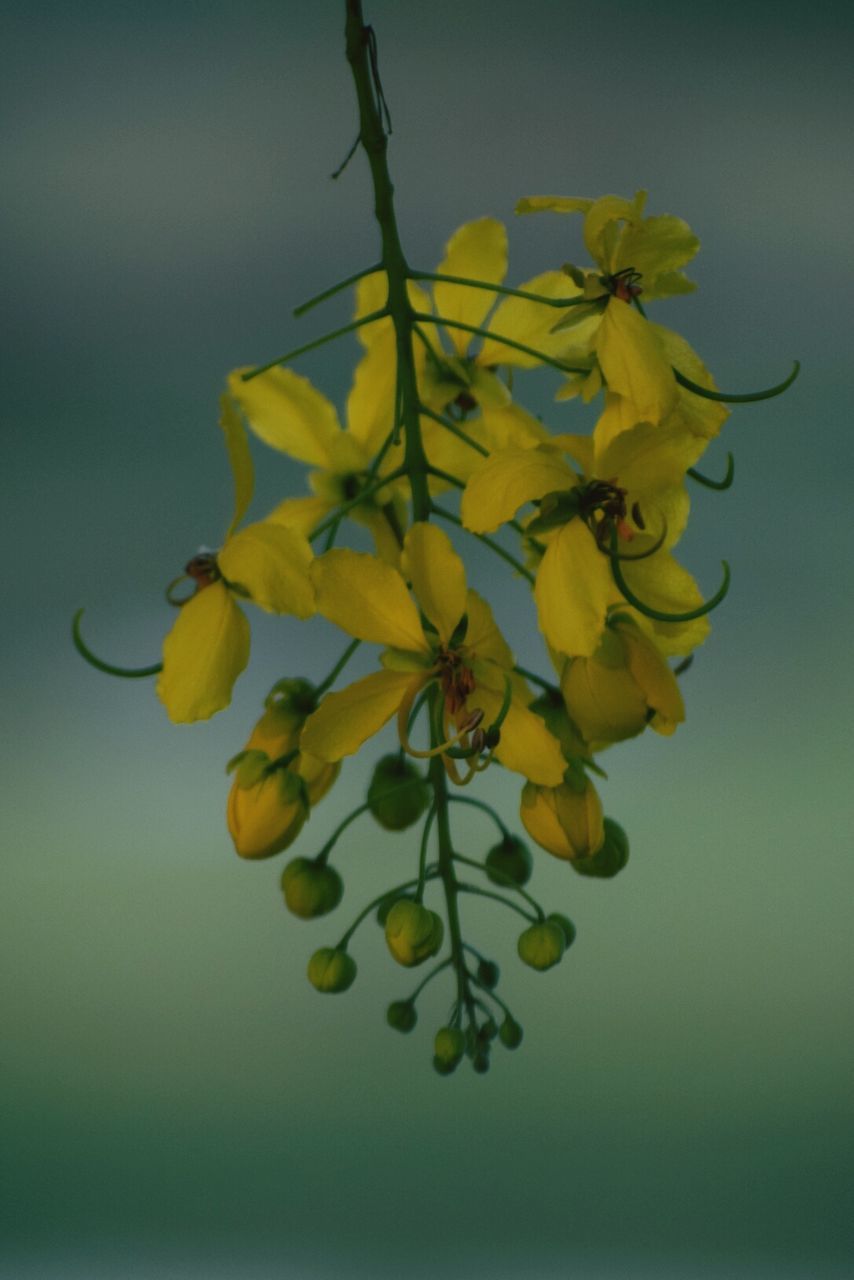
[469,728,486,754]
[462,708,484,733]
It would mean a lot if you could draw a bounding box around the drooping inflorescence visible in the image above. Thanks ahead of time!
[73,0,796,1076]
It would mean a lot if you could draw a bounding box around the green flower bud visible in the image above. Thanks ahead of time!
[434,1026,466,1065]
[485,835,533,887]
[307,947,356,993]
[472,1051,491,1074]
[432,1055,458,1076]
[479,1018,498,1042]
[517,920,565,971]
[384,900,444,968]
[281,857,343,919]
[477,958,500,989]
[498,1016,523,1049]
[376,890,414,927]
[386,1000,418,1033]
[547,912,577,949]
[571,817,630,879]
[367,755,429,831]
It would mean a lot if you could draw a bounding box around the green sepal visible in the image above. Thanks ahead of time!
[226,749,271,788]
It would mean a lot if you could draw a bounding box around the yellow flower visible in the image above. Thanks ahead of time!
[517,191,701,423]
[300,522,566,787]
[559,614,685,750]
[461,415,711,659]
[226,689,340,860]
[227,354,406,564]
[156,396,315,723]
[519,774,605,862]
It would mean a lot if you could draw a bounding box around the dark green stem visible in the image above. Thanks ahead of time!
[314,638,362,698]
[242,309,388,380]
[293,263,383,316]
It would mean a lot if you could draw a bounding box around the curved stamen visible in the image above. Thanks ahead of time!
[607,516,668,561]
[165,575,195,607]
[608,533,731,623]
[687,452,735,490]
[72,609,162,678]
[675,360,800,404]
[397,673,483,760]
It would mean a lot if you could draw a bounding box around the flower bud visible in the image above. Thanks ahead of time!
[485,835,533,887]
[227,768,308,860]
[434,1026,466,1065]
[520,776,605,862]
[472,1051,490,1074]
[280,857,343,919]
[386,1000,418,1033]
[432,1055,458,1076]
[367,755,429,831]
[307,947,356,993]
[560,618,684,749]
[477,958,500,989]
[530,690,588,758]
[384,900,444,968]
[498,1016,524,1049]
[571,817,630,879]
[547,912,577,948]
[517,920,565,971]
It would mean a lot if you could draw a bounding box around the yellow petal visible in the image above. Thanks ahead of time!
[355,272,430,346]
[478,402,550,451]
[218,522,314,617]
[346,340,396,454]
[401,522,467,646]
[300,669,415,761]
[620,624,685,734]
[228,366,340,466]
[515,195,594,217]
[520,779,604,861]
[652,324,729,441]
[469,684,565,786]
[560,645,649,747]
[596,301,677,424]
[534,520,616,657]
[615,214,699,286]
[595,418,706,494]
[464,589,514,669]
[157,583,250,723]
[619,551,712,656]
[479,271,598,368]
[311,549,428,652]
[433,218,508,358]
[461,446,576,534]
[264,495,333,538]
[583,192,646,271]
[219,393,254,539]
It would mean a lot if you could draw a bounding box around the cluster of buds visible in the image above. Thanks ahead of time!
[74,3,794,1076]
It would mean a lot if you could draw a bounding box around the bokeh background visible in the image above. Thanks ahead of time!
[3,1,853,1276]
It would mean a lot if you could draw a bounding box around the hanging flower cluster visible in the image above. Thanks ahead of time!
[74,2,796,1076]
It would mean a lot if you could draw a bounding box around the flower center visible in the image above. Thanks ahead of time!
[436,646,476,715]
[184,551,220,590]
[602,267,643,302]
[576,479,637,547]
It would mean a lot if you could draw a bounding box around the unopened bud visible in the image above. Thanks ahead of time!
[367,755,429,831]
[547,912,577,948]
[386,1000,418,1033]
[307,947,356,994]
[281,857,343,919]
[477,958,500,988]
[571,817,630,879]
[498,1016,523,1049]
[434,1026,466,1065]
[517,920,565,971]
[485,834,533,887]
[384,900,444,968]
[227,768,307,860]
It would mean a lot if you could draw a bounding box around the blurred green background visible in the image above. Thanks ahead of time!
[3,1,852,1275]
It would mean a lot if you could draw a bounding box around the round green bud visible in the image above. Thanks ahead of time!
[386,1000,417,1033]
[434,1026,466,1065]
[432,1055,458,1076]
[517,920,565,971]
[472,1051,491,1074]
[498,1016,524,1049]
[306,947,356,994]
[480,1018,498,1042]
[281,858,343,919]
[376,891,413,927]
[367,755,429,831]
[485,835,533,887]
[571,817,630,879]
[384,900,444,967]
[477,958,500,989]
[547,912,577,949]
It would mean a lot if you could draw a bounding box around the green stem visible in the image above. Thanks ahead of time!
[431,504,535,584]
[410,269,604,309]
[241,309,388,380]
[456,881,539,924]
[448,794,510,838]
[293,263,383,316]
[309,466,405,540]
[72,609,162,678]
[415,804,437,903]
[314,638,362,698]
[453,854,545,920]
[419,403,489,457]
[412,312,590,376]
[408,956,453,1002]
[513,664,558,695]
[317,801,372,864]
[338,867,439,948]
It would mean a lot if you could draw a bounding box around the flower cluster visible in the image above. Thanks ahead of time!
[75,6,795,1076]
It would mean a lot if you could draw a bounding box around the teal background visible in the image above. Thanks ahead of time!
[3,1,852,1276]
